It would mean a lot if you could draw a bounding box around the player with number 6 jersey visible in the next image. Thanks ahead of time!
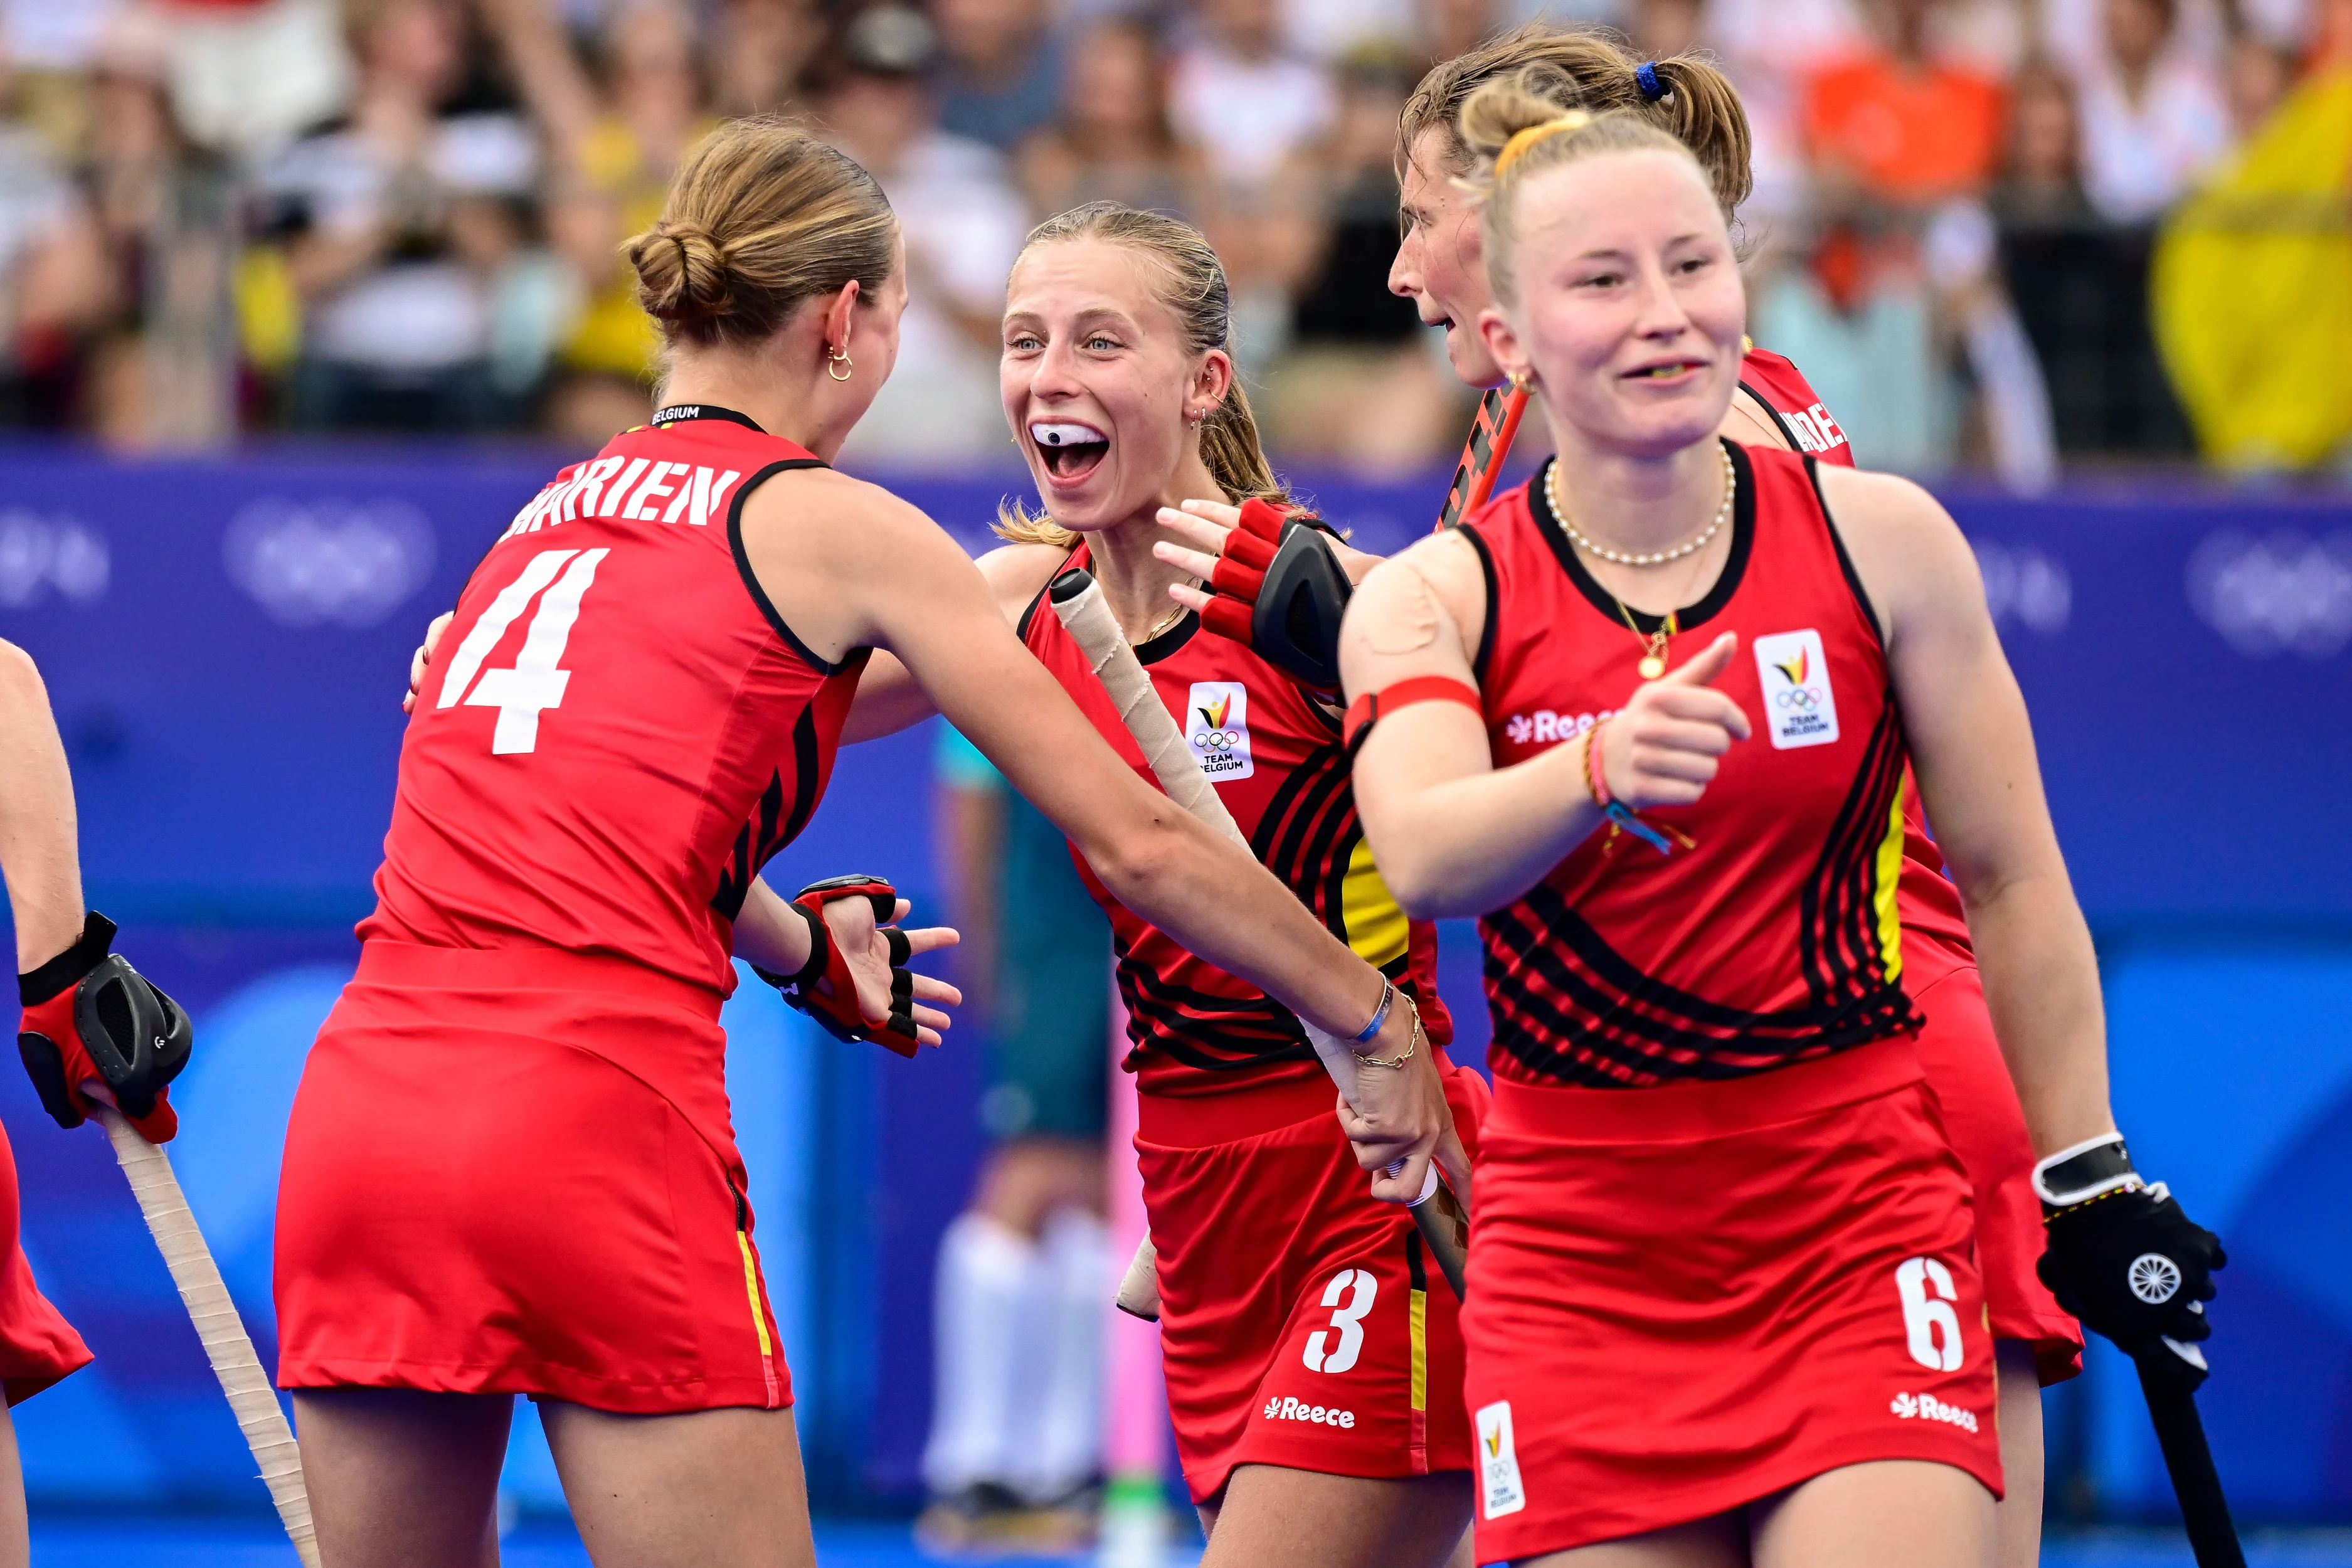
[1341,87,2218,1566]
[1377,29,2080,1567]
[275,120,1442,1568]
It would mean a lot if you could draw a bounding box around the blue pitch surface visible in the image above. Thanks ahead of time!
[24,1519,2352,1567]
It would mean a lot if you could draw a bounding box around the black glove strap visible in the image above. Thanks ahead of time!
[782,901,830,992]
[20,912,117,1006]
[2035,1131,2138,1211]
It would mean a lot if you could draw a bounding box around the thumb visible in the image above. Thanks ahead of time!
[1660,632,1739,688]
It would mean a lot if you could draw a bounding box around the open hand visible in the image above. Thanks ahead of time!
[820,894,961,1049]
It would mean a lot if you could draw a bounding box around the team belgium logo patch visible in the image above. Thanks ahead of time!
[1187,681,1254,781]
[1752,629,1840,750]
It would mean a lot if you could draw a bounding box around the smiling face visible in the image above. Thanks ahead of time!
[1479,147,1744,460]
[1391,127,1503,388]
[1001,237,1229,531]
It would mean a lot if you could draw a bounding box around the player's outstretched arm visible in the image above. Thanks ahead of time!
[1341,533,1751,919]
[739,470,1428,1071]
[1815,463,2115,1155]
[0,640,85,968]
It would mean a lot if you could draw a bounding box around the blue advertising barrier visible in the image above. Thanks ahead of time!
[0,445,2343,1518]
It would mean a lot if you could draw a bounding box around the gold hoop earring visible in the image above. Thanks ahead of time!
[828,346,854,382]
[1510,369,1534,392]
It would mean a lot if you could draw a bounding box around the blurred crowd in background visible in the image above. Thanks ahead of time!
[0,0,2344,480]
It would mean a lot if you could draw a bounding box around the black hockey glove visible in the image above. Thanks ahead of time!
[2036,1133,2225,1394]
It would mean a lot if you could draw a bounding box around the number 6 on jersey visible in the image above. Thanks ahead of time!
[435,548,610,755]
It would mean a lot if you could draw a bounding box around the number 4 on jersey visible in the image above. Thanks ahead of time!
[435,548,609,755]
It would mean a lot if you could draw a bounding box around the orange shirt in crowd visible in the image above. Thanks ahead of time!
[1802,55,2008,201]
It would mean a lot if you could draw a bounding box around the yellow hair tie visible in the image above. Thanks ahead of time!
[1491,112,1592,180]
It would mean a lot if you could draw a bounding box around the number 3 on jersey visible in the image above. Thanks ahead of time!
[1303,1268,1377,1375]
[435,548,609,755]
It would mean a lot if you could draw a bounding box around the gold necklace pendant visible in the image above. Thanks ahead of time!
[1623,605,1678,679]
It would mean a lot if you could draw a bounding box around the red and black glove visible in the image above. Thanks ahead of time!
[18,912,191,1143]
[1196,499,1352,692]
[755,876,921,1057]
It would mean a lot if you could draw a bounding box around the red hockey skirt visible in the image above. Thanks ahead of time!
[1135,1057,1488,1504]
[0,1115,90,1404]
[1909,952,2082,1383]
[274,941,787,1414]
[1464,1038,2002,1560]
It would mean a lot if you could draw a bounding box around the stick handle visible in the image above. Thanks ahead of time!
[1049,576,1372,1105]
[1436,384,1530,531]
[2136,1357,2245,1568]
[97,1108,321,1567]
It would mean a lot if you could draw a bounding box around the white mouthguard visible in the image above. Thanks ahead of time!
[1030,422,1105,448]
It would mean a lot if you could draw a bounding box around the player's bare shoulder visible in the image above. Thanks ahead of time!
[1811,462,1983,650]
[977,543,1071,624]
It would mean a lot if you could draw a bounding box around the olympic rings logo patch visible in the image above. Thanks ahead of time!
[1185,680,1256,781]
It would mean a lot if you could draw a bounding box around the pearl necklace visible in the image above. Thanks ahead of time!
[1547,445,1735,567]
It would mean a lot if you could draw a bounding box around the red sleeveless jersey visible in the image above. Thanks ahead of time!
[1019,542,1451,1096]
[1459,441,1922,1088]
[361,406,866,995]
[1740,349,1976,977]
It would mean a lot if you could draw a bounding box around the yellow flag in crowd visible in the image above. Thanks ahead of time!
[2153,67,2352,469]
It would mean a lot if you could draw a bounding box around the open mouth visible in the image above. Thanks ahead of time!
[1626,359,1707,382]
[1030,420,1109,481]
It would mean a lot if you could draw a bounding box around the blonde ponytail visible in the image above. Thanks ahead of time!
[1400,23,1752,218]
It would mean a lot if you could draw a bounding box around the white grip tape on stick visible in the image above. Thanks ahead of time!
[98,1107,321,1568]
[1049,577,1366,1111]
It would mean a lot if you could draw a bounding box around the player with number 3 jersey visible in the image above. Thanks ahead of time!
[840,203,1481,1568]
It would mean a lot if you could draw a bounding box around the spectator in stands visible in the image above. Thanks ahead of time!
[1802,0,2008,206]
[2223,27,2299,137]
[1167,0,1335,188]
[2067,0,2232,222]
[0,33,109,433]
[262,0,539,432]
[1014,17,1212,222]
[918,729,1110,1553]
[813,6,1029,466]
[1261,45,1465,472]
[935,0,1066,152]
[487,0,718,440]
[79,9,239,450]
[707,0,822,117]
[1415,0,1504,69]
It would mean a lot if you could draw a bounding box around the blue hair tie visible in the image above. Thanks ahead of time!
[1636,61,1666,100]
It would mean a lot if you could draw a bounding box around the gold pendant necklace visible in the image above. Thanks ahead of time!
[1624,605,1678,679]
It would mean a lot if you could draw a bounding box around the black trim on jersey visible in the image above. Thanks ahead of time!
[1803,455,1888,649]
[726,457,844,675]
[1458,522,1501,684]
[1014,548,1083,642]
[710,702,837,921]
[1252,741,1358,939]
[1133,609,1199,666]
[1737,381,1808,456]
[1530,440,1756,637]
[652,404,766,433]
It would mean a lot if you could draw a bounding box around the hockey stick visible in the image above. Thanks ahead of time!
[1434,384,1529,532]
[2137,1355,2245,1568]
[95,1106,321,1567]
[1050,572,1470,1301]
